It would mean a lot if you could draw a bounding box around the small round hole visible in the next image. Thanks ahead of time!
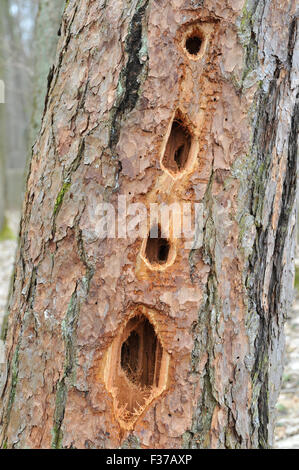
[185,35,203,56]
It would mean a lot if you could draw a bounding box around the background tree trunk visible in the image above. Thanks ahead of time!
[0,152,5,234]
[29,0,65,151]
[0,0,298,449]
[0,0,38,212]
[0,0,9,232]
[0,110,5,233]
[2,0,32,171]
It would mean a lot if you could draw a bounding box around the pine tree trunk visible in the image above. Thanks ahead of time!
[0,0,298,449]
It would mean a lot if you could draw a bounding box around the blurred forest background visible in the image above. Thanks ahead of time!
[0,0,298,449]
[0,0,64,230]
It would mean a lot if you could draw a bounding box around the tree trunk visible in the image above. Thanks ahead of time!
[0,0,298,449]
[0,111,5,232]
[29,0,65,151]
[0,151,5,233]
[0,0,37,216]
[0,0,8,232]
[1,0,32,172]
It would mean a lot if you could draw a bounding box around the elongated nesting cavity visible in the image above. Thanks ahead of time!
[162,118,192,175]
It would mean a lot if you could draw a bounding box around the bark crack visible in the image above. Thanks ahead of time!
[109,0,150,150]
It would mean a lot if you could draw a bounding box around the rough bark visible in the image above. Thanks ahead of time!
[0,0,298,449]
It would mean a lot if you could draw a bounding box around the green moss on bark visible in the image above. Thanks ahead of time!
[53,181,71,216]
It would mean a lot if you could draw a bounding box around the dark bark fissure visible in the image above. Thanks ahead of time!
[288,17,297,68]
[43,4,79,123]
[109,0,150,150]
[43,65,55,123]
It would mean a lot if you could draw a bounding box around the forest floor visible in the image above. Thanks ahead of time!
[0,210,298,448]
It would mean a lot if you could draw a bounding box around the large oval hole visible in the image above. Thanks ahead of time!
[120,315,163,388]
[162,117,192,175]
[102,307,170,429]
[121,330,140,381]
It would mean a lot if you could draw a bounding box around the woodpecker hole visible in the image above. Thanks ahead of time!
[102,307,170,429]
[121,315,163,388]
[145,225,170,265]
[162,119,192,175]
[185,34,203,56]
